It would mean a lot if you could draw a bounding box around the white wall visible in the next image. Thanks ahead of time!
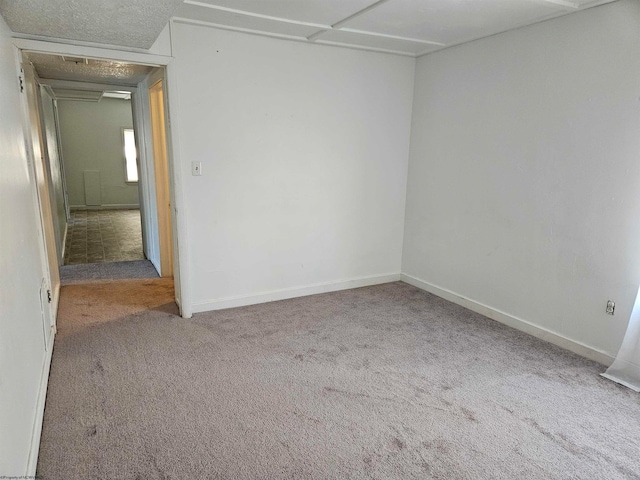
[40,87,67,259]
[0,16,49,476]
[148,23,171,56]
[170,24,415,310]
[402,0,640,360]
[57,97,139,208]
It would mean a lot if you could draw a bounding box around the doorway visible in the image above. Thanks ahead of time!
[50,90,145,266]
[18,46,182,312]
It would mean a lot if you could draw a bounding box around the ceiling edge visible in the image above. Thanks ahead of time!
[415,0,622,58]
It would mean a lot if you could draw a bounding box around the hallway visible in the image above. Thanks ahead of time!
[64,210,144,265]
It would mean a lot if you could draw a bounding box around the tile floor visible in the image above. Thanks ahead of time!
[64,209,145,265]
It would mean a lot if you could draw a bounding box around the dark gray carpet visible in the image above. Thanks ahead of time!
[60,260,159,285]
[37,281,640,479]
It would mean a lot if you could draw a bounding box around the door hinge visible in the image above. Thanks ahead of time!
[47,290,52,303]
[19,74,24,93]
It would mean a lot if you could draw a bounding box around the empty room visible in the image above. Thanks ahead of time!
[1,0,639,479]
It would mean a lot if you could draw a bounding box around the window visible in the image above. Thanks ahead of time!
[123,128,138,183]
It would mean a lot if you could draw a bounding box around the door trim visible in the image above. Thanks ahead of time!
[14,38,192,317]
[149,78,173,277]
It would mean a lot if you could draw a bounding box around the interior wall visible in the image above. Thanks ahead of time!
[0,15,49,475]
[56,97,139,209]
[170,24,415,310]
[39,87,67,259]
[148,23,171,56]
[402,0,640,359]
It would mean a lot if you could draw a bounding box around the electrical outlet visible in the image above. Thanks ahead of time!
[606,300,615,315]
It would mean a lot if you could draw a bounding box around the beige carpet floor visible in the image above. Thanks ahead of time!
[37,281,640,479]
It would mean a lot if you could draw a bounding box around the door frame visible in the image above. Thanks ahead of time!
[51,92,71,223]
[13,38,193,318]
[18,59,60,323]
[36,84,66,263]
[147,73,173,278]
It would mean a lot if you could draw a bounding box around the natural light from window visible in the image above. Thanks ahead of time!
[123,128,138,182]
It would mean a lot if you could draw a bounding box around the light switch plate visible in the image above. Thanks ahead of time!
[192,161,202,176]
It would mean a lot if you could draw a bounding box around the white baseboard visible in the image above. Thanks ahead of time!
[26,330,55,477]
[400,273,615,367]
[192,273,401,313]
[600,372,640,392]
[70,204,140,211]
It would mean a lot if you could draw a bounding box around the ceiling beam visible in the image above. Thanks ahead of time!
[183,1,330,29]
[331,0,393,29]
[173,17,310,42]
[314,40,415,58]
[306,30,328,42]
[339,28,446,46]
[533,0,580,9]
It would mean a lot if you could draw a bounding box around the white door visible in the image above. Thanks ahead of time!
[21,60,59,326]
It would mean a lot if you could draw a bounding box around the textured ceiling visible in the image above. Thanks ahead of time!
[173,0,620,56]
[1,0,620,55]
[0,0,183,48]
[26,52,153,86]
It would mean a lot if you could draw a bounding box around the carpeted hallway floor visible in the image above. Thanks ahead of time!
[38,281,640,479]
[60,260,159,285]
